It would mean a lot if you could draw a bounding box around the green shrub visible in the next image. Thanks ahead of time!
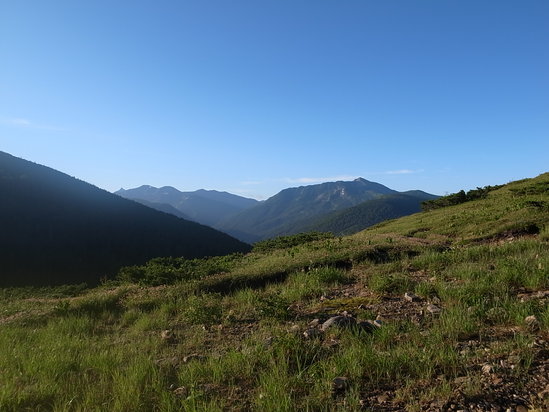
[253,232,334,253]
[422,185,503,211]
[117,254,245,286]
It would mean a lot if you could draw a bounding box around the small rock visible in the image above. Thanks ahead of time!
[525,315,540,331]
[454,376,470,385]
[426,304,442,315]
[492,376,503,385]
[404,292,421,302]
[155,356,178,366]
[325,338,340,348]
[183,354,206,363]
[482,364,494,374]
[321,315,356,331]
[377,393,389,403]
[289,324,301,333]
[303,328,323,339]
[160,330,174,342]
[332,376,349,393]
[173,386,188,397]
[308,318,320,327]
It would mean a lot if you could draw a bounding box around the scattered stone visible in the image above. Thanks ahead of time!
[454,376,470,385]
[525,315,540,331]
[332,376,349,393]
[155,356,179,367]
[426,304,442,315]
[377,393,389,403]
[160,330,174,342]
[492,376,503,385]
[404,292,421,302]
[183,354,206,363]
[173,386,188,398]
[324,337,340,348]
[308,318,320,327]
[303,328,323,339]
[289,324,301,333]
[321,315,357,331]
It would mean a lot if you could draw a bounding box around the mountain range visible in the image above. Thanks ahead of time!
[1,150,437,286]
[118,179,438,243]
[115,186,259,227]
[0,151,250,287]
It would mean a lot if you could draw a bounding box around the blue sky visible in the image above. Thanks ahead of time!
[1,1,547,200]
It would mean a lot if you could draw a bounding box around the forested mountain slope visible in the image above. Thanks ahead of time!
[0,151,250,286]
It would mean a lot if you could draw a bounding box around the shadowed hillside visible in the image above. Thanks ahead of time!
[0,151,250,287]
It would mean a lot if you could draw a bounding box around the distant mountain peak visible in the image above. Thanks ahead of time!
[116,184,259,228]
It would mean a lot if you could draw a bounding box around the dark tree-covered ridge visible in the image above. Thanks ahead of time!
[0,151,250,287]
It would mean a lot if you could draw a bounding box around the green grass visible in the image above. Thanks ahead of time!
[1,172,548,410]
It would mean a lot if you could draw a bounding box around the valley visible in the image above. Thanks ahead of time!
[1,171,547,410]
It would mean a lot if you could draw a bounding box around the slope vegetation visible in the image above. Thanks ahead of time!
[296,192,438,236]
[0,151,250,287]
[1,173,548,411]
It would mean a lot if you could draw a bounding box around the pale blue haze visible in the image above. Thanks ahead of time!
[1,1,547,199]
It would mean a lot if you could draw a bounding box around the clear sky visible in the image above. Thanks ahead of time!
[1,1,548,200]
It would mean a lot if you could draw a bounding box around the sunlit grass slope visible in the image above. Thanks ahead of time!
[1,173,548,411]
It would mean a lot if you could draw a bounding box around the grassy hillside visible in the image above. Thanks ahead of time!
[1,173,548,411]
[296,192,438,236]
